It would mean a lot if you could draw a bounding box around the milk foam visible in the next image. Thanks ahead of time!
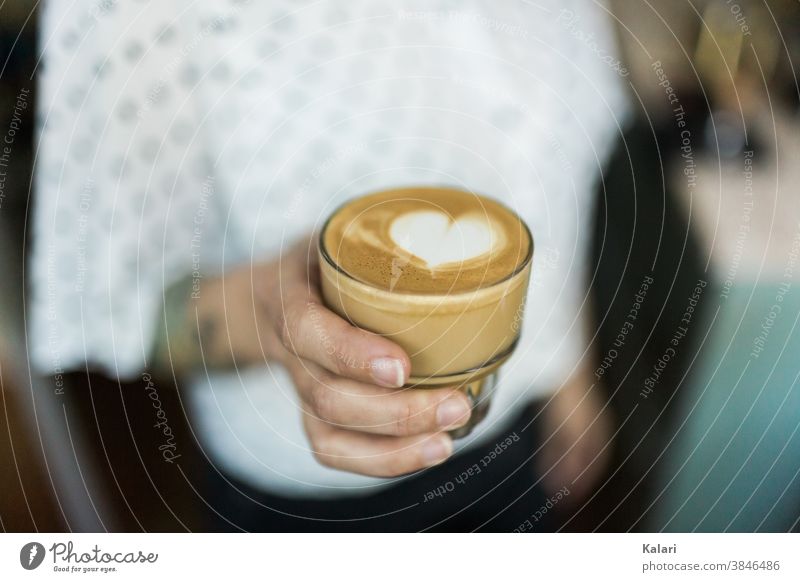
[389,211,497,268]
[322,186,531,293]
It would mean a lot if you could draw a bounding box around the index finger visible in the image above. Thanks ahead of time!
[279,296,411,388]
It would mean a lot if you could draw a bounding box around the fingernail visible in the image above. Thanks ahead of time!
[421,435,453,467]
[436,396,472,429]
[370,358,406,388]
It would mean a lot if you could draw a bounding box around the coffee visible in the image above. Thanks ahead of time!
[319,186,533,435]
[322,187,530,294]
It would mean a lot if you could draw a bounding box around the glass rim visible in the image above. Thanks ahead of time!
[317,186,534,298]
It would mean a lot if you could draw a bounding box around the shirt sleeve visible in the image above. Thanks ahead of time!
[29,0,221,380]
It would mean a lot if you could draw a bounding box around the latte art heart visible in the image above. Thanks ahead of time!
[322,187,530,293]
[389,211,497,268]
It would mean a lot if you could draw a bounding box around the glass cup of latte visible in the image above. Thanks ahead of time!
[318,186,533,438]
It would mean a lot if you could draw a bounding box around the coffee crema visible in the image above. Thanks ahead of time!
[321,186,531,294]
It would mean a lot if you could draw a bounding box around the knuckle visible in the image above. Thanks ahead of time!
[280,301,313,352]
[277,309,295,350]
[330,350,350,376]
[309,437,334,468]
[310,381,336,423]
[298,372,319,401]
[392,400,418,437]
[316,368,338,388]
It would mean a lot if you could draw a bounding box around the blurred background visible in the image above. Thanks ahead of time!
[1,0,799,532]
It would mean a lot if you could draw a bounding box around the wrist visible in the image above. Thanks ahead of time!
[150,274,199,376]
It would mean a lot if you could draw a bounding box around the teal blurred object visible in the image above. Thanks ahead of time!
[655,280,800,531]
